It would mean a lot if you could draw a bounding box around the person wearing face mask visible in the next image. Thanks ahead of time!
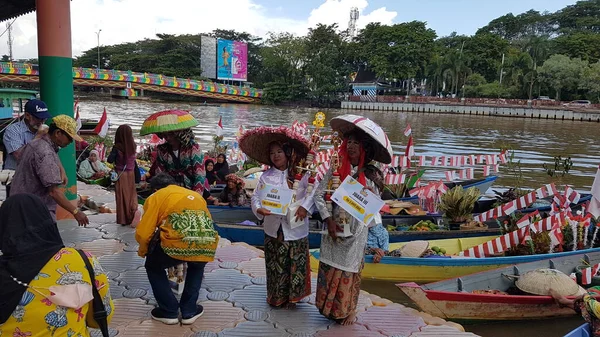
[0,194,114,336]
[313,115,390,326]
[10,115,89,226]
[148,128,214,203]
[2,99,67,197]
[239,126,314,309]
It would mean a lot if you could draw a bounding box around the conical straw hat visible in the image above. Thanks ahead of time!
[515,268,580,296]
[399,240,429,258]
[330,114,393,164]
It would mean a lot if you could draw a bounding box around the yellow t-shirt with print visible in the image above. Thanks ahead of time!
[136,184,219,262]
[0,247,114,337]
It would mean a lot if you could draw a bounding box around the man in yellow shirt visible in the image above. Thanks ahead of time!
[136,173,219,325]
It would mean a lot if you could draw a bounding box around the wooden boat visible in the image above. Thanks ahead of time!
[397,249,600,321]
[310,236,600,283]
[78,119,100,135]
[564,324,591,337]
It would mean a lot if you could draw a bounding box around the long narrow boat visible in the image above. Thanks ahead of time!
[311,237,600,283]
[397,250,600,321]
[213,221,499,249]
[564,324,591,337]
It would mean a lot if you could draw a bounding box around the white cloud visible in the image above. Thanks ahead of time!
[0,0,396,60]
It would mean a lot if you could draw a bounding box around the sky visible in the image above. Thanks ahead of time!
[0,0,578,60]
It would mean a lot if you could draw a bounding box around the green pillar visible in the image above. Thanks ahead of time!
[36,0,77,212]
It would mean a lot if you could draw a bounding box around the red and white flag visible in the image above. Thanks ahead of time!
[404,124,412,137]
[216,116,223,137]
[93,108,109,138]
[589,165,600,219]
[405,136,415,157]
[582,263,600,285]
[75,106,82,132]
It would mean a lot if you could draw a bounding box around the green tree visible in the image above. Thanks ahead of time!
[538,54,588,100]
[580,61,600,102]
[356,21,437,80]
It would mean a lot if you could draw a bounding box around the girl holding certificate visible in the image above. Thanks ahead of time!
[239,126,314,309]
[313,115,391,325]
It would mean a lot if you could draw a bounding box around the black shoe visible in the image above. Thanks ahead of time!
[181,305,204,325]
[150,308,179,325]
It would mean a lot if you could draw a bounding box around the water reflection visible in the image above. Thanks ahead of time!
[78,98,599,191]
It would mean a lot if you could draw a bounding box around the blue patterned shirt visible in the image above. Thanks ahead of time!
[2,119,36,170]
[367,223,390,251]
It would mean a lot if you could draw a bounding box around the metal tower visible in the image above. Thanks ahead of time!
[6,21,13,61]
[348,7,359,38]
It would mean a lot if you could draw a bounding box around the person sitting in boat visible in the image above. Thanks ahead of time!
[205,159,218,185]
[365,223,390,263]
[213,153,229,183]
[215,174,249,207]
[78,149,110,180]
[551,289,600,336]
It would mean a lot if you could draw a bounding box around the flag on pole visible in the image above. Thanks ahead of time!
[216,116,223,137]
[93,108,109,138]
[589,165,600,219]
[75,106,82,132]
[404,124,412,137]
[405,136,415,157]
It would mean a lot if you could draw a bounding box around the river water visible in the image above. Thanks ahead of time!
[78,98,598,336]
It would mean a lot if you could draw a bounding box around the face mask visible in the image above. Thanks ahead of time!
[11,276,94,309]
[47,284,94,309]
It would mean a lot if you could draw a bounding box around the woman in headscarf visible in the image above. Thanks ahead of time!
[205,159,217,185]
[78,149,110,180]
[313,115,390,325]
[149,128,212,201]
[240,126,314,309]
[213,153,229,183]
[108,124,139,226]
[215,173,249,207]
[0,194,114,336]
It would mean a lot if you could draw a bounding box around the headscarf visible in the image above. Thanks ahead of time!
[213,153,229,182]
[113,124,136,157]
[0,194,64,324]
[89,149,101,172]
[225,173,245,189]
[338,133,368,187]
[205,159,217,185]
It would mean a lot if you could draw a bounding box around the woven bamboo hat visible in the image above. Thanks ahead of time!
[515,269,581,296]
[399,240,429,258]
[238,126,310,165]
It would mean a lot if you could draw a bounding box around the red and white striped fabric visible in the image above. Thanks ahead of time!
[431,156,440,166]
[581,263,600,285]
[474,185,557,223]
[418,156,426,167]
[445,171,455,182]
[385,174,406,185]
[483,165,491,177]
[516,192,537,209]
[321,134,332,141]
[516,210,540,228]
[316,161,330,180]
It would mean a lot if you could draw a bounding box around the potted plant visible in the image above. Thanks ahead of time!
[438,186,480,230]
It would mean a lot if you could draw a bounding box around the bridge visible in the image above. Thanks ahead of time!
[0,62,262,103]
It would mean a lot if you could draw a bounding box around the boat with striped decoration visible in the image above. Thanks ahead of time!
[397,250,600,321]
[310,235,600,283]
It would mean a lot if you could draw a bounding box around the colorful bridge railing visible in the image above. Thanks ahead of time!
[0,62,262,100]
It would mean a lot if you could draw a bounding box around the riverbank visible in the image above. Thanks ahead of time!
[342,101,600,123]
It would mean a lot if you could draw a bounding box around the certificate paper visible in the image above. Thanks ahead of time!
[331,176,385,225]
[257,183,294,215]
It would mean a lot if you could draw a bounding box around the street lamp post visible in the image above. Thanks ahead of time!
[96,29,102,69]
